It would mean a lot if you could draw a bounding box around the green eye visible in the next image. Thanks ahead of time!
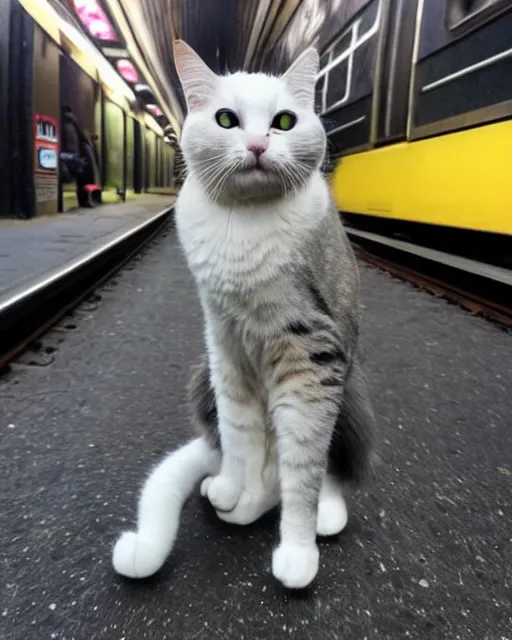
[215,109,239,128]
[271,111,297,131]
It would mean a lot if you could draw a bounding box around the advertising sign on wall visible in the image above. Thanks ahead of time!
[34,114,59,204]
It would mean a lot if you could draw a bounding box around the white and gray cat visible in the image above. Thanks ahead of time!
[112,40,375,590]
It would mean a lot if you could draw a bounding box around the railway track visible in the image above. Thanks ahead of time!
[2,209,508,377]
[0,206,173,374]
[347,228,512,330]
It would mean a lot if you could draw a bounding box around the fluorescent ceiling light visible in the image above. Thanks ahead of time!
[147,104,163,117]
[72,0,119,41]
[102,47,130,58]
[116,59,139,83]
[134,83,151,93]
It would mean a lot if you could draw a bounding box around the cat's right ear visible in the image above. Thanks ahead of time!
[282,48,319,108]
[173,40,217,112]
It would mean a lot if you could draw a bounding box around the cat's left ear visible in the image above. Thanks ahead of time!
[282,48,319,108]
[173,40,217,112]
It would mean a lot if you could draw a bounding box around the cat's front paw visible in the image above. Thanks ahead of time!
[112,531,165,579]
[272,543,319,589]
[200,475,241,512]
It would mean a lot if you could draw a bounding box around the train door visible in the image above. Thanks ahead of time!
[316,0,421,157]
[373,0,420,144]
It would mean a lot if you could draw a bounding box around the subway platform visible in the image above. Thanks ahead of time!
[1,223,511,640]
[0,195,176,298]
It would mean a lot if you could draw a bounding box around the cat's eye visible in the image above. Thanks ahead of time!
[271,111,297,131]
[215,109,240,129]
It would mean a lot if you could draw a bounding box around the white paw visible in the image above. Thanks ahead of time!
[200,476,212,497]
[216,488,280,526]
[202,475,241,512]
[316,494,348,536]
[112,531,165,579]
[272,543,319,589]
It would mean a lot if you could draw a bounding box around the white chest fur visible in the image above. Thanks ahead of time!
[175,174,329,301]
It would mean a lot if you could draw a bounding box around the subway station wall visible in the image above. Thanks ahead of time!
[33,25,60,217]
[1,2,175,218]
[105,100,125,192]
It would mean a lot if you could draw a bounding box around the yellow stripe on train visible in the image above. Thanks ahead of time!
[332,119,512,236]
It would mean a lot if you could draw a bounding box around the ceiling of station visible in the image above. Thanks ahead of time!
[58,0,363,134]
[114,0,308,128]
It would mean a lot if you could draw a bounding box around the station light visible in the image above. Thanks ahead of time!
[146,104,163,117]
[72,0,119,42]
[116,59,139,83]
[102,47,130,58]
[134,83,151,93]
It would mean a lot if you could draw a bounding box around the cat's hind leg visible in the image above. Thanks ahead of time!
[211,444,280,526]
[199,391,267,513]
[316,473,348,536]
[200,330,268,514]
[112,437,220,579]
[189,349,279,527]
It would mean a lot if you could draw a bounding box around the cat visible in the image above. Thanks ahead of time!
[112,40,375,590]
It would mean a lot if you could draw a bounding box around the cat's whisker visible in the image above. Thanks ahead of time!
[196,153,231,166]
[210,162,240,203]
[196,160,232,183]
[277,161,302,195]
[201,158,235,189]
[271,158,295,195]
[204,167,230,201]
[204,158,234,190]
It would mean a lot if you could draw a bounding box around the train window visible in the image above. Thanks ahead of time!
[316,0,382,116]
[316,25,353,114]
[333,31,352,59]
[326,59,349,107]
[359,0,380,37]
[447,0,510,30]
[315,74,325,111]
[319,52,330,71]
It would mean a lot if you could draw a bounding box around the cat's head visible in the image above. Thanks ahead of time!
[173,40,326,204]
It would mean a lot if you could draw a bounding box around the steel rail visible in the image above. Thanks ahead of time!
[0,206,173,373]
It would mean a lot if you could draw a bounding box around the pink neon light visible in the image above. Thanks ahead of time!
[72,0,118,41]
[147,104,163,117]
[116,59,139,83]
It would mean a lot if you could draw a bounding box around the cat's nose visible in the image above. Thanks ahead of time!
[246,137,269,157]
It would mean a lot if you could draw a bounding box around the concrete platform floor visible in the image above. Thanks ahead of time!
[1,223,511,640]
[0,194,175,298]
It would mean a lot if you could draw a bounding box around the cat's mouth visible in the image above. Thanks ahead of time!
[240,159,268,173]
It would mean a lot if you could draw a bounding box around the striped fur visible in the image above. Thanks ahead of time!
[189,348,375,487]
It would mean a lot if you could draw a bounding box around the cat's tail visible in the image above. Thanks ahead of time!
[328,353,377,485]
[112,437,221,579]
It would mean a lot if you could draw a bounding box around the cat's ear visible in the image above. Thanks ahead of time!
[173,40,217,112]
[282,48,319,108]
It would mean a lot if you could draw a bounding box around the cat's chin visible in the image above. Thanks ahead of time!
[196,162,311,204]
[232,172,286,202]
[218,167,294,203]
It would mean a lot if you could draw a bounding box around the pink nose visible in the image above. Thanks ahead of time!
[246,138,268,156]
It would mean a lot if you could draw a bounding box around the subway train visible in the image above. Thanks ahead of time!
[270,0,512,265]
[320,0,512,261]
